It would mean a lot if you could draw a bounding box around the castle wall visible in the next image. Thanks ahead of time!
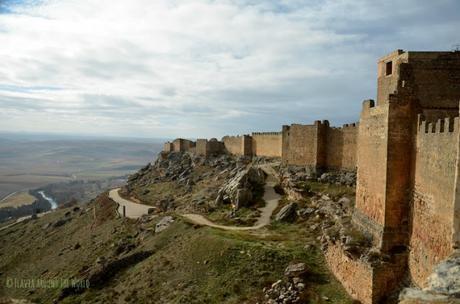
[377,51,460,109]
[251,132,282,157]
[242,135,252,156]
[325,243,374,303]
[355,100,389,238]
[377,50,406,105]
[173,139,182,152]
[196,139,224,156]
[325,124,358,171]
[207,139,225,156]
[409,117,460,286]
[222,136,244,155]
[172,138,195,152]
[325,243,407,304]
[196,139,208,156]
[281,123,321,167]
[163,142,173,152]
[404,52,460,110]
[354,97,413,252]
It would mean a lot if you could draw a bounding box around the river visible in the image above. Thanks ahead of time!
[38,191,58,210]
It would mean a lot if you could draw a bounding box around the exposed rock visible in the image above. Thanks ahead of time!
[399,288,451,303]
[317,171,356,186]
[275,203,298,223]
[216,166,266,209]
[155,216,174,233]
[425,252,460,297]
[298,207,315,217]
[284,262,308,278]
[234,188,253,209]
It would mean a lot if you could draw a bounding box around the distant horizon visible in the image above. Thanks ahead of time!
[0,130,169,142]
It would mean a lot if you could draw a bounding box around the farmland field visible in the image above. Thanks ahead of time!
[0,133,164,200]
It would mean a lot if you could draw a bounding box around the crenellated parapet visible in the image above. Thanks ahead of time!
[251,131,282,136]
[410,112,460,285]
[418,115,459,134]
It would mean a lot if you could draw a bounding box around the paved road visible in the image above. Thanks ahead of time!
[108,188,154,219]
[108,164,281,230]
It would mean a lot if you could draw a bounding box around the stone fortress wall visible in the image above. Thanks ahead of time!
[335,50,460,304]
[164,123,358,172]
[409,115,460,286]
[251,132,283,157]
[162,49,460,303]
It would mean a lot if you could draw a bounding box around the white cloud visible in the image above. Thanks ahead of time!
[0,0,459,138]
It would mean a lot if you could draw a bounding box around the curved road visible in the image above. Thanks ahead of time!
[109,189,154,219]
[109,165,281,230]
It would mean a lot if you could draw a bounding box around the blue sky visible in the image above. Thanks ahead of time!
[0,0,459,139]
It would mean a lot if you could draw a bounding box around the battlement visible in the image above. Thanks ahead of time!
[330,123,358,130]
[251,132,282,136]
[418,115,459,133]
[222,134,249,139]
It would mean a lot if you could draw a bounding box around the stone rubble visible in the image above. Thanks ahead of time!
[279,166,382,264]
[263,263,309,304]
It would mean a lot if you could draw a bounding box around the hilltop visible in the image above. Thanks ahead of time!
[0,152,356,303]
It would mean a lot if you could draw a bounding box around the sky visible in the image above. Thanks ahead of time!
[0,0,459,139]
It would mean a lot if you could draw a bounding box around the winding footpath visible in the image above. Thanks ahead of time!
[109,189,154,219]
[109,165,281,231]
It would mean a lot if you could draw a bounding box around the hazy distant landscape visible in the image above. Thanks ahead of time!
[0,132,163,200]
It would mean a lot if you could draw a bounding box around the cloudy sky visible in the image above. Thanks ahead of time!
[0,0,459,139]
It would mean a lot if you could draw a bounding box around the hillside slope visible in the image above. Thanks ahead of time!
[0,153,355,304]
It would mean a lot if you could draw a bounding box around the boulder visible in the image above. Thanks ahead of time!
[275,203,298,222]
[216,166,266,209]
[338,197,352,208]
[284,262,308,277]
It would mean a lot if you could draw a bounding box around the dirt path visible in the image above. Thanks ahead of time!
[108,164,281,230]
[182,173,280,230]
[108,189,154,219]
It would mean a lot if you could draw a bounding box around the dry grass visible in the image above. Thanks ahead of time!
[0,192,37,208]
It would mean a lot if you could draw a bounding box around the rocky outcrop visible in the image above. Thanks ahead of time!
[278,166,357,199]
[275,202,298,223]
[214,167,266,209]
